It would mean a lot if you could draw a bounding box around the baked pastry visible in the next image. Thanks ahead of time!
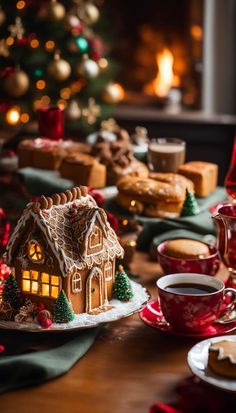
[208,340,236,379]
[18,138,91,170]
[92,140,148,186]
[178,161,218,197]
[163,239,210,259]
[117,174,194,218]
[59,153,106,189]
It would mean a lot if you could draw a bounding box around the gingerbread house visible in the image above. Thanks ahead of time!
[6,186,124,314]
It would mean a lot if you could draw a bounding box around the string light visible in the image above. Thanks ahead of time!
[16,1,25,10]
[30,39,39,48]
[36,80,46,90]
[6,36,14,46]
[98,58,108,69]
[45,40,55,51]
[6,108,20,125]
[57,99,67,109]
[41,95,51,105]
[75,36,89,52]
[21,113,29,123]
[33,100,42,110]
[60,88,71,99]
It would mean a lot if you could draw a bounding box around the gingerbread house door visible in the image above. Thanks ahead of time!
[86,267,104,313]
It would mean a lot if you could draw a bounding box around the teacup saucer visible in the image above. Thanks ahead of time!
[139,299,236,338]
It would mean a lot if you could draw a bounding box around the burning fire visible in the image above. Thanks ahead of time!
[144,48,180,97]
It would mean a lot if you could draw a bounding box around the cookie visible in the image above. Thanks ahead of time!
[163,239,210,259]
[208,340,236,379]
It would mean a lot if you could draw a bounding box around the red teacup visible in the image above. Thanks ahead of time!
[157,273,236,333]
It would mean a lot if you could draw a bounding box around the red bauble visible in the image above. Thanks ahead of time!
[88,189,105,206]
[107,213,119,235]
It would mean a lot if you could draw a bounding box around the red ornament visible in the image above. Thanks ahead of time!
[0,209,11,254]
[17,37,29,46]
[0,66,15,80]
[0,345,5,353]
[89,36,104,61]
[88,189,105,206]
[0,258,11,295]
[37,309,53,328]
[107,213,119,235]
[38,107,64,141]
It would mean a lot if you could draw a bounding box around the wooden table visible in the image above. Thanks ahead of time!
[0,252,228,413]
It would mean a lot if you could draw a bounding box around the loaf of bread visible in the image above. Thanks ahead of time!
[18,138,91,170]
[178,161,218,197]
[116,174,194,218]
[59,153,106,189]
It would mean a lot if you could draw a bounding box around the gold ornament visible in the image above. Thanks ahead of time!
[66,100,81,120]
[0,39,9,57]
[4,70,29,97]
[102,82,125,104]
[82,97,100,124]
[8,17,25,40]
[77,1,99,25]
[77,54,99,79]
[45,0,65,21]
[48,52,71,81]
[0,7,6,26]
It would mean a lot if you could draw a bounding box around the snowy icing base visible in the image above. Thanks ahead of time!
[0,280,149,332]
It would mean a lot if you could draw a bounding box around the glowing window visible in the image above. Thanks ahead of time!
[72,272,82,293]
[21,270,60,299]
[104,262,113,281]
[28,240,44,262]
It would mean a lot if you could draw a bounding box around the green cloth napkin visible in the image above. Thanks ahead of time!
[18,167,74,196]
[136,187,227,251]
[0,328,98,393]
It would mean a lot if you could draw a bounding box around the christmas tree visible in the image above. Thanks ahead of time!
[181,188,200,217]
[54,290,75,323]
[113,265,133,302]
[2,273,21,309]
[0,0,121,132]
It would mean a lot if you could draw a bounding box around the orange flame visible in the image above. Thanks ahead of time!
[144,48,180,97]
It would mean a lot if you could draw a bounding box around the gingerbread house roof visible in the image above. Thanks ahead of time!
[6,187,124,276]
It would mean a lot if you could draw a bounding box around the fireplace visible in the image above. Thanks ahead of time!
[106,0,203,109]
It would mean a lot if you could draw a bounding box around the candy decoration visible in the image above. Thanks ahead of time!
[37,309,53,328]
[181,189,200,217]
[53,290,75,323]
[112,265,133,302]
[2,274,21,309]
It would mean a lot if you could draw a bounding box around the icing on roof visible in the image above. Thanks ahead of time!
[7,191,123,277]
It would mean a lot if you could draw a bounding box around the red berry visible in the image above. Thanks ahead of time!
[41,318,52,329]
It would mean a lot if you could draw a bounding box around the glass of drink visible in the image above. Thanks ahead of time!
[148,137,186,173]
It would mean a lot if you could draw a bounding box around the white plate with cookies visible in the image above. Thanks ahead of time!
[187,335,236,392]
